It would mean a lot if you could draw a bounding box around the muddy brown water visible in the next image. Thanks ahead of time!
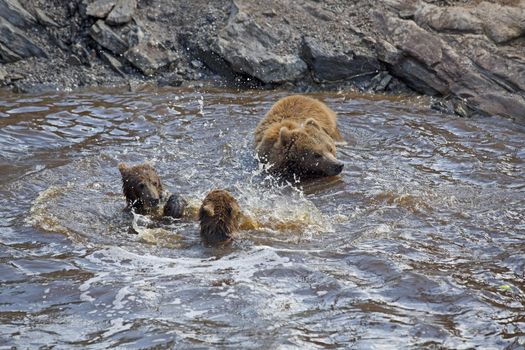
[0,87,524,349]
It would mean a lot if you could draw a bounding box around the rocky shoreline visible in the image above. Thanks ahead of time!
[1,0,524,123]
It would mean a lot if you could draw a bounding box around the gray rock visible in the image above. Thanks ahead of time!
[471,92,525,123]
[33,6,60,27]
[471,47,525,92]
[213,7,307,83]
[476,2,525,44]
[127,25,144,47]
[374,10,525,122]
[374,14,449,95]
[71,42,94,67]
[66,54,82,66]
[0,16,47,63]
[106,0,136,25]
[414,3,483,34]
[302,36,380,82]
[303,4,333,21]
[100,51,126,76]
[0,0,37,28]
[86,0,115,19]
[89,20,128,54]
[185,39,246,83]
[0,66,7,82]
[368,71,392,91]
[125,41,177,76]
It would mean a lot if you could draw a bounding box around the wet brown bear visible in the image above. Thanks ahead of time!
[199,189,242,245]
[254,95,344,179]
[118,162,164,214]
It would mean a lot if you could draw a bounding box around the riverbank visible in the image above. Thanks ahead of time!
[1,0,524,123]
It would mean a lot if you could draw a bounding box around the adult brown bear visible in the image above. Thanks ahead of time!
[254,95,344,179]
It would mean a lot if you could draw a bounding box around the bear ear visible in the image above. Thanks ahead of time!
[202,203,215,217]
[278,126,293,146]
[118,163,128,175]
[305,118,321,130]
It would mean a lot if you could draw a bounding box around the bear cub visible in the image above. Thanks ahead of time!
[199,189,242,245]
[254,95,344,179]
[118,162,164,214]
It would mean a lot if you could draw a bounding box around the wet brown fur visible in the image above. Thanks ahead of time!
[199,189,242,245]
[254,95,344,179]
[118,162,164,214]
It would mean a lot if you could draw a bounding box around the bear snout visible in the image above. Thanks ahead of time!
[140,185,161,207]
[333,162,344,175]
[146,197,160,207]
[321,152,344,176]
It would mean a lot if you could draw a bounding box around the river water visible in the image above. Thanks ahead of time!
[0,87,523,349]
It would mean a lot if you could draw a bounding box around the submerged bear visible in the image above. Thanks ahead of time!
[199,189,242,245]
[254,95,344,180]
[118,162,164,215]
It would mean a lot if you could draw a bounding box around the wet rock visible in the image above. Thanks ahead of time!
[125,41,177,76]
[157,72,183,87]
[470,92,525,123]
[0,17,47,63]
[213,6,307,84]
[0,0,37,28]
[89,20,128,54]
[106,0,137,25]
[86,0,116,19]
[301,36,380,82]
[368,71,392,92]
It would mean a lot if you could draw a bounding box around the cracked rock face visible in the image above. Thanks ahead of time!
[301,36,381,83]
[373,1,525,122]
[0,16,46,63]
[89,20,128,55]
[0,0,524,124]
[212,5,307,84]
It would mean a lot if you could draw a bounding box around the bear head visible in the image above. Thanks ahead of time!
[118,162,164,214]
[199,189,242,245]
[265,118,344,179]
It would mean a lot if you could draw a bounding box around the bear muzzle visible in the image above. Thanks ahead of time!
[330,161,344,176]
[320,152,344,176]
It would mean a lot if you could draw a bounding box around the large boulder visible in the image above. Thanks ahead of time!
[301,36,380,82]
[89,19,128,54]
[373,7,525,123]
[212,5,307,84]
[125,41,177,76]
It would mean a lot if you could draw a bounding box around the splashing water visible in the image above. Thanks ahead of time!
[0,88,524,349]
